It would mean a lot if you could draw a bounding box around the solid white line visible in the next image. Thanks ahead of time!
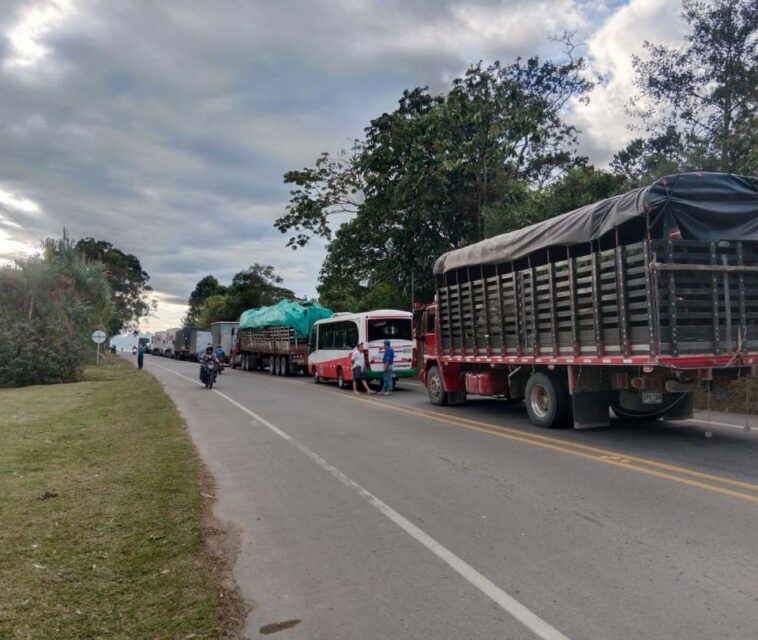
[151,362,571,640]
[684,418,754,431]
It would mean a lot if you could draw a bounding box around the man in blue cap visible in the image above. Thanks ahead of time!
[381,339,394,395]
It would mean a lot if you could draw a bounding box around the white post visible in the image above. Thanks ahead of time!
[96,342,100,366]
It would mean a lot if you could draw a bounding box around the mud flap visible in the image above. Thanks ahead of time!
[571,391,611,429]
[663,392,694,420]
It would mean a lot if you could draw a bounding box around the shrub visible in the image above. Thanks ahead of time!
[0,317,84,387]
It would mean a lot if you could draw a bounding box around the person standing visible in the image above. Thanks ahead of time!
[351,343,374,394]
[137,345,145,370]
[381,339,394,395]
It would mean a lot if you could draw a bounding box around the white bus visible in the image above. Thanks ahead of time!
[308,310,417,389]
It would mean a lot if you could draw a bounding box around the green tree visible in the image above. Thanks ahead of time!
[183,275,227,326]
[75,238,154,334]
[623,0,757,179]
[282,48,593,308]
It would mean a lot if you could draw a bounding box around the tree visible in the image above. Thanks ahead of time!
[282,47,593,307]
[625,0,757,177]
[183,275,227,326]
[75,238,154,335]
[183,264,294,327]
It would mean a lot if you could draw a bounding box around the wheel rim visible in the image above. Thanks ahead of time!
[428,373,442,399]
[529,383,550,418]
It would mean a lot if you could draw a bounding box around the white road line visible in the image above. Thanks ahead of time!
[684,418,755,432]
[151,362,571,640]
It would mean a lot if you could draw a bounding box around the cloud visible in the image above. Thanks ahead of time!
[570,0,685,165]
[0,0,692,331]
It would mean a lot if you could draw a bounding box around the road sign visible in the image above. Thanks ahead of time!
[91,330,107,344]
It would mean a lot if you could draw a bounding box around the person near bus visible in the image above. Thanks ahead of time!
[381,339,394,395]
[351,342,374,395]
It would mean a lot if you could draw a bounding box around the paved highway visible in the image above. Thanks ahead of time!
[142,355,758,640]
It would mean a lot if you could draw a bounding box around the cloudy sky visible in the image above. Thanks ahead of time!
[0,0,685,331]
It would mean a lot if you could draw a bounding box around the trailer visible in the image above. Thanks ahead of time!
[416,172,758,428]
[210,321,238,363]
[151,330,167,355]
[234,300,332,375]
[163,327,180,357]
[174,327,212,361]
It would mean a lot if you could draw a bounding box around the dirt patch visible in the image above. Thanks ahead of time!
[197,455,252,638]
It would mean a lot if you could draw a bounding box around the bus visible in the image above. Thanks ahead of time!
[309,310,417,389]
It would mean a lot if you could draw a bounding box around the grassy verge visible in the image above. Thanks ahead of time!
[0,356,244,639]
[693,377,758,415]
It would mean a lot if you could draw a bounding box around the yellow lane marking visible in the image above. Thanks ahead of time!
[277,377,758,504]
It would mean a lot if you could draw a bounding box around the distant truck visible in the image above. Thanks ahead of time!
[151,330,167,355]
[233,300,332,375]
[210,321,238,363]
[174,327,212,361]
[415,173,758,429]
[163,327,180,358]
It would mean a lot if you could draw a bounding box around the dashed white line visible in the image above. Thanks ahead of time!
[151,361,571,640]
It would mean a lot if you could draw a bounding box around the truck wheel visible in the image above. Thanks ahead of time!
[337,368,347,390]
[610,391,686,422]
[281,356,289,377]
[525,372,570,428]
[269,357,276,375]
[426,366,447,406]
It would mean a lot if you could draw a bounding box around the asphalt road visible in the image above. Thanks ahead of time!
[140,354,758,640]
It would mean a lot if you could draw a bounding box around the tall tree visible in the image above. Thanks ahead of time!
[624,0,757,179]
[281,48,593,307]
[75,238,154,334]
[183,275,227,326]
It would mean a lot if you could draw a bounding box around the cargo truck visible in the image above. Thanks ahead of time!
[151,330,167,355]
[174,327,212,361]
[163,327,180,358]
[415,173,758,428]
[210,321,238,363]
[234,300,332,375]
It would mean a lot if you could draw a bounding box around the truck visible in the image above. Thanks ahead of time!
[415,172,758,429]
[174,327,212,361]
[234,300,332,375]
[151,330,167,355]
[163,327,180,358]
[210,321,239,363]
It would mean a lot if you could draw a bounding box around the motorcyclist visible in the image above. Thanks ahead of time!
[199,345,220,381]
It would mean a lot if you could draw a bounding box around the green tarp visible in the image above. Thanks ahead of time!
[238,300,333,339]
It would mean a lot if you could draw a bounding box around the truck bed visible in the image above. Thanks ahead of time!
[437,239,758,364]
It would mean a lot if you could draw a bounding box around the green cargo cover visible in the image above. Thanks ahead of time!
[238,300,333,339]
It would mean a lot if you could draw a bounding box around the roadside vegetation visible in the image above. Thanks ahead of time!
[0,356,243,639]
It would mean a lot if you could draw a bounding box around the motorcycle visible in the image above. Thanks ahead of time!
[200,361,218,389]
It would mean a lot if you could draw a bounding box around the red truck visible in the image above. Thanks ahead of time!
[415,173,758,428]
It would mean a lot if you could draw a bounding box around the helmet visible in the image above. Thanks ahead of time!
[205,345,213,353]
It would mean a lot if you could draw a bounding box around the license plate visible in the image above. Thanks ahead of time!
[641,391,663,405]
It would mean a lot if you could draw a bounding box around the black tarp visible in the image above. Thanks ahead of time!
[433,172,758,275]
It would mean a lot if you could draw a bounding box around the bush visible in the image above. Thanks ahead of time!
[0,318,84,387]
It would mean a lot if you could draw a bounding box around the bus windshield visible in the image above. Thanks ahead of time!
[367,318,412,342]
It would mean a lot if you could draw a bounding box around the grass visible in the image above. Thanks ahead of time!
[693,376,758,416]
[0,356,241,639]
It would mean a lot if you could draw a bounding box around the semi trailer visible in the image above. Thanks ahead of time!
[234,300,332,375]
[415,172,758,428]
[174,327,212,361]
[210,321,238,362]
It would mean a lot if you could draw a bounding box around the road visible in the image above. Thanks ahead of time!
[141,355,758,640]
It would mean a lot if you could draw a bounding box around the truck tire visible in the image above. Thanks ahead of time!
[525,372,570,428]
[426,366,447,406]
[610,391,687,422]
[268,357,276,375]
[281,356,290,377]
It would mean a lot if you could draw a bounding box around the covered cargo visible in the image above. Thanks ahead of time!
[236,300,333,375]
[239,300,333,339]
[417,172,758,429]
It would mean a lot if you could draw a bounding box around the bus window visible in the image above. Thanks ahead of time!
[367,318,412,342]
[309,327,317,353]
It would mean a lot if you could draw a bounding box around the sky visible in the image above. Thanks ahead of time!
[0,0,685,331]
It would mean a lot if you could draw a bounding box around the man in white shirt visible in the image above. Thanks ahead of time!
[351,342,374,394]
